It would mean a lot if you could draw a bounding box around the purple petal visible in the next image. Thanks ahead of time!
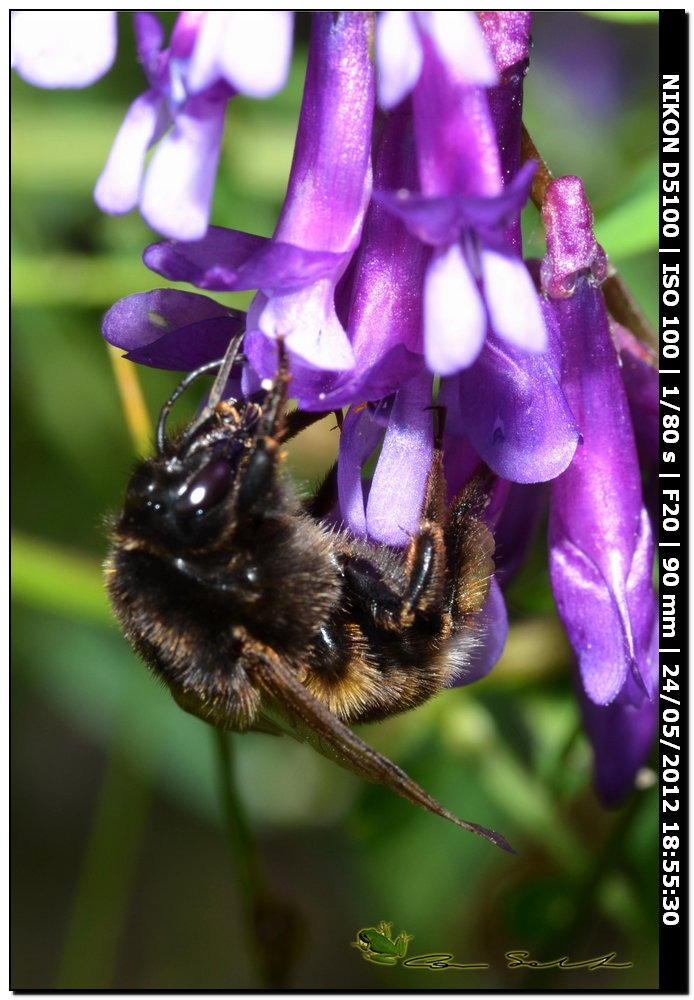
[144,228,268,288]
[374,162,536,247]
[441,434,486,501]
[12,12,117,88]
[449,577,508,686]
[624,509,658,700]
[374,190,468,247]
[346,105,427,357]
[241,328,279,389]
[140,96,226,240]
[134,12,166,83]
[278,343,423,415]
[493,482,548,586]
[251,281,355,372]
[375,12,423,109]
[169,12,207,60]
[102,289,245,370]
[144,229,347,293]
[479,248,547,352]
[447,336,580,482]
[95,90,167,214]
[262,107,429,412]
[338,406,385,538]
[541,177,657,721]
[412,37,501,198]
[424,244,487,374]
[614,323,659,466]
[366,372,434,546]
[479,13,532,248]
[550,536,633,704]
[212,243,350,294]
[274,13,374,253]
[125,317,244,370]
[580,674,657,807]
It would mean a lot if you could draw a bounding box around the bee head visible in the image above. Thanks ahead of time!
[119,429,247,550]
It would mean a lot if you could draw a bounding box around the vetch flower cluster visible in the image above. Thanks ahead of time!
[14,11,659,805]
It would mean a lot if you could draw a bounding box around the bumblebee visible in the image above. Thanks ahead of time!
[106,334,512,852]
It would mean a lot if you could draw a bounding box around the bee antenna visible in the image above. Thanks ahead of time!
[155,332,245,453]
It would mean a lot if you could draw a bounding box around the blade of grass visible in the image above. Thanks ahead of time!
[106,346,153,457]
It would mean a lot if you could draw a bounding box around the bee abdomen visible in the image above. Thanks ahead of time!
[303,614,455,725]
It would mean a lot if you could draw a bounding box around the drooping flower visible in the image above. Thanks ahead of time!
[426,12,579,488]
[94,12,293,240]
[11,11,117,88]
[144,12,375,382]
[542,176,657,804]
[374,13,545,375]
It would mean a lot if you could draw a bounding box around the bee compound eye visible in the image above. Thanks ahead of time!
[174,459,232,517]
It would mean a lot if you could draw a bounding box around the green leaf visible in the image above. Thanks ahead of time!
[595,168,659,259]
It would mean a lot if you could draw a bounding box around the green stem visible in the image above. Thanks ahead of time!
[212,730,303,989]
[213,729,265,911]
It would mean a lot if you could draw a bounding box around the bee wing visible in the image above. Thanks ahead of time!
[251,649,515,854]
[247,712,287,737]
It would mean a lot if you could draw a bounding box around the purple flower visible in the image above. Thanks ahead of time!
[94,12,293,240]
[542,177,657,803]
[11,11,117,88]
[374,15,546,375]
[144,12,375,379]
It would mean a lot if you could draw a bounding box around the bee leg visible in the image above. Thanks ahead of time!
[445,469,496,622]
[280,408,342,445]
[397,445,450,620]
[257,342,292,439]
[339,448,451,628]
[340,524,447,631]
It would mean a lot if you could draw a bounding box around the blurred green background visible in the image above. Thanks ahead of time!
[11,12,659,990]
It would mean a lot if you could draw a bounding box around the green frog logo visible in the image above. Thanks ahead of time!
[352,921,413,966]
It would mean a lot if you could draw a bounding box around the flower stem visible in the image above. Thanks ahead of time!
[521,125,658,355]
[212,730,303,989]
